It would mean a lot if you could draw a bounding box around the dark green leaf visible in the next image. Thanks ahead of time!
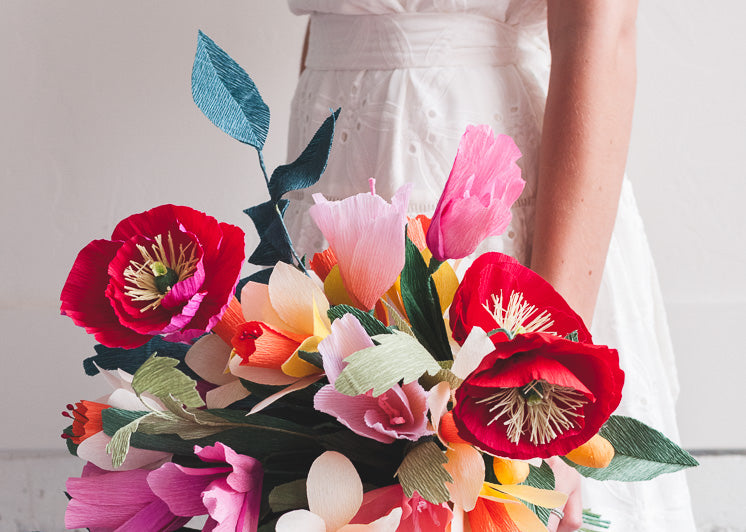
[297,350,324,370]
[268,109,340,201]
[192,31,270,148]
[245,200,293,266]
[565,330,579,342]
[564,415,699,481]
[268,479,308,513]
[400,236,452,361]
[327,305,391,336]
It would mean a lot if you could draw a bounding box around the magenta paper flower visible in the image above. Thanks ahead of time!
[426,125,524,261]
[65,462,190,532]
[351,484,453,531]
[313,314,430,443]
[309,183,411,310]
[147,443,263,532]
[61,204,245,348]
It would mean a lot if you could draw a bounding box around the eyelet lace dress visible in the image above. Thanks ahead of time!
[284,2,696,529]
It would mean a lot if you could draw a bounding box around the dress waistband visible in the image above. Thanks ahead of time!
[305,13,519,71]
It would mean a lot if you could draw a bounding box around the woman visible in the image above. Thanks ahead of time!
[284,1,695,530]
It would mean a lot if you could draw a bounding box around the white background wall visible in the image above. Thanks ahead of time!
[1,1,744,530]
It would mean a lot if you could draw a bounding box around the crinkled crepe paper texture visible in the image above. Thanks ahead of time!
[395,440,453,504]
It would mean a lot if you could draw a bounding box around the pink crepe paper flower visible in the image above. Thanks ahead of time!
[313,314,431,443]
[65,462,190,532]
[147,442,263,532]
[60,204,245,348]
[309,183,412,310]
[351,484,453,531]
[426,125,525,261]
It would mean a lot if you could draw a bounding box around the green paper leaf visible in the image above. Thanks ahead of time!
[131,355,204,409]
[268,109,340,202]
[269,479,308,513]
[327,305,391,336]
[137,409,240,440]
[396,440,453,504]
[400,236,452,361]
[565,330,579,342]
[564,415,699,481]
[381,299,415,337]
[334,331,441,397]
[522,462,555,525]
[106,412,156,468]
[192,31,270,148]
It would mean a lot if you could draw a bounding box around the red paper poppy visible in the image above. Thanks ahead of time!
[449,252,591,345]
[452,332,624,459]
[60,204,244,348]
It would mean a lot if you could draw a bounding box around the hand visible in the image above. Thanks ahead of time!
[545,457,584,532]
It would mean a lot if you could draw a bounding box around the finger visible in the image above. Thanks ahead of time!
[547,512,560,532]
[557,490,584,532]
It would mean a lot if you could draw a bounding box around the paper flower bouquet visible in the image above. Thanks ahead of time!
[59,32,697,532]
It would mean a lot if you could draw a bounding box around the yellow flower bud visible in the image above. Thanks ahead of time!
[565,434,615,468]
[492,456,530,485]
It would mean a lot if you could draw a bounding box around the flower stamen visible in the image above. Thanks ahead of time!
[483,291,554,337]
[123,232,199,312]
[475,379,588,445]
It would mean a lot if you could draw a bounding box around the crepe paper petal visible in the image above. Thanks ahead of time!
[309,184,411,311]
[131,355,204,409]
[318,313,376,384]
[310,247,338,282]
[185,334,234,386]
[76,431,171,471]
[467,498,521,532]
[232,321,302,370]
[451,327,495,380]
[334,331,441,397]
[396,440,453,504]
[192,31,269,148]
[206,380,251,409]
[276,509,327,532]
[427,251,460,313]
[426,126,525,262]
[406,215,431,251]
[240,282,293,337]
[563,415,699,481]
[484,483,567,509]
[339,507,403,531]
[115,499,191,531]
[427,381,451,436]
[228,354,298,385]
[324,264,359,307]
[269,261,331,337]
[248,375,323,415]
[400,236,453,361]
[444,443,485,511]
[269,108,340,201]
[307,451,364,531]
[210,296,245,345]
[282,336,326,378]
[450,504,468,532]
[327,305,390,337]
[449,252,591,345]
[504,501,550,532]
[245,199,293,267]
[148,462,224,516]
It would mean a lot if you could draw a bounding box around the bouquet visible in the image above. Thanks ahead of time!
[59,32,697,532]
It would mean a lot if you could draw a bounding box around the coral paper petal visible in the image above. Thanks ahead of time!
[444,444,485,512]
[269,261,331,336]
[504,502,550,532]
[206,380,251,409]
[186,334,234,385]
[228,356,298,386]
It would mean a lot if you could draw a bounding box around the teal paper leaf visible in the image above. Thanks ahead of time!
[327,305,391,336]
[245,199,292,266]
[83,336,199,380]
[400,236,452,361]
[334,331,441,397]
[192,31,270,148]
[396,440,453,504]
[268,109,340,202]
[564,415,699,481]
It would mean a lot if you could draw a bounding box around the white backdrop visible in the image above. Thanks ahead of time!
[1,0,744,529]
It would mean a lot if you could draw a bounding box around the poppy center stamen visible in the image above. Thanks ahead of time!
[475,379,588,445]
[483,291,555,337]
[124,232,199,312]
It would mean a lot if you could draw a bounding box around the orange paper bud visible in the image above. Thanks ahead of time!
[565,434,615,468]
[492,457,530,485]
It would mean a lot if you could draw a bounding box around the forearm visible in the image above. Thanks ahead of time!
[531,0,638,324]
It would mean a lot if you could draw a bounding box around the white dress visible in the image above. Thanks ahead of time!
[285,1,696,530]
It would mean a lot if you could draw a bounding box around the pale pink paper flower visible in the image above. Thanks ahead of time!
[351,484,453,531]
[276,451,402,531]
[309,183,412,310]
[313,314,431,443]
[426,125,524,261]
[147,443,263,532]
[65,462,190,532]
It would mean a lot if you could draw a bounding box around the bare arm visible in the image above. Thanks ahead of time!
[531,0,638,325]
